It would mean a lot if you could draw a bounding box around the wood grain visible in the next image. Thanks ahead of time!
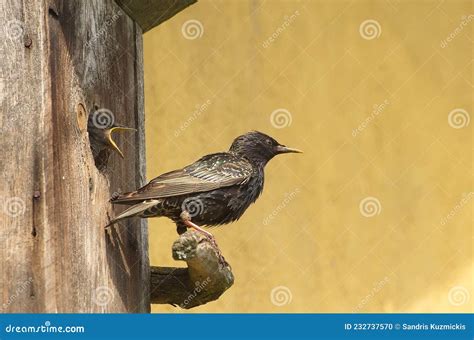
[0,0,148,312]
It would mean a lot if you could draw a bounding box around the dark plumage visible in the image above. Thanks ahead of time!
[88,111,136,159]
[107,131,301,236]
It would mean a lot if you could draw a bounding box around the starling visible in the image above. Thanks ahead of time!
[87,110,136,159]
[107,131,302,239]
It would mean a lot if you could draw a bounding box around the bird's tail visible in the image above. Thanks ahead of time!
[106,199,160,227]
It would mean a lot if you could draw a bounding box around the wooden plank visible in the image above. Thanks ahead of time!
[0,0,45,313]
[115,0,197,33]
[0,0,149,312]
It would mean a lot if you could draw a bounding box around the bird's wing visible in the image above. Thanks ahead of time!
[111,153,253,203]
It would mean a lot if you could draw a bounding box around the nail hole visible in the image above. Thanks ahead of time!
[48,7,59,18]
[23,35,32,48]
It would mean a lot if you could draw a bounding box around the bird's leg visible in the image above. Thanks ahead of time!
[182,218,227,266]
[182,219,214,239]
[180,212,220,251]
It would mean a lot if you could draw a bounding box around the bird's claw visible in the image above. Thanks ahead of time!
[196,231,227,266]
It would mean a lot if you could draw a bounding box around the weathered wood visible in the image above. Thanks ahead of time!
[150,231,234,309]
[0,0,148,312]
[115,0,197,33]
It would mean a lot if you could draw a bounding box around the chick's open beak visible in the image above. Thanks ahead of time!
[276,145,303,154]
[105,126,137,158]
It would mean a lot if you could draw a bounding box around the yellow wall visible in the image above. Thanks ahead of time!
[144,0,472,312]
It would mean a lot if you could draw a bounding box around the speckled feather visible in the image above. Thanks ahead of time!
[109,131,300,233]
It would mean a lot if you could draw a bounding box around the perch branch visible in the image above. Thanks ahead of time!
[150,230,234,309]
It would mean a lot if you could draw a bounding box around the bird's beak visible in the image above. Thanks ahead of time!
[276,145,303,154]
[106,126,137,158]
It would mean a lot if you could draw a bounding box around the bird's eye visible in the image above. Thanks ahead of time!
[265,139,272,145]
